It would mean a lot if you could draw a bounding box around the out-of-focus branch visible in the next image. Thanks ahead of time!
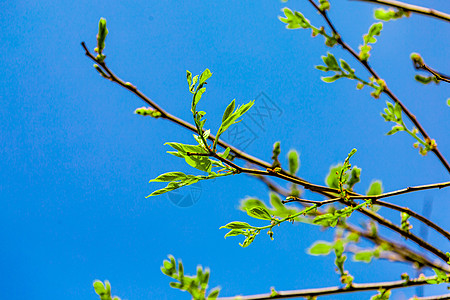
[352,0,450,23]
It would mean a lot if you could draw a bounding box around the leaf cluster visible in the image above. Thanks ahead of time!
[93,280,121,300]
[161,255,220,300]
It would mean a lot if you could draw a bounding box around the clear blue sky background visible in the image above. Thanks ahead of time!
[1,1,450,299]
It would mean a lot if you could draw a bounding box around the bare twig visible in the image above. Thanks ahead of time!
[349,181,450,200]
[352,0,450,23]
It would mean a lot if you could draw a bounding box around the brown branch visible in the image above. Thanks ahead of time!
[307,0,450,173]
[349,181,450,200]
[411,293,450,300]
[81,41,448,264]
[217,275,438,300]
[374,199,450,242]
[282,196,341,206]
[352,0,450,23]
[254,176,449,272]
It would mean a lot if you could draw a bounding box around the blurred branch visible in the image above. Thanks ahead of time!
[352,0,450,22]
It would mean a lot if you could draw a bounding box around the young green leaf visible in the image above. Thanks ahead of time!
[246,206,272,220]
[366,180,383,196]
[353,251,374,263]
[308,241,333,255]
[288,150,300,175]
[199,68,213,86]
[220,221,253,230]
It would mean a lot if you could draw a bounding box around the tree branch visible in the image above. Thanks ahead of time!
[218,275,439,300]
[307,0,450,173]
[352,0,450,23]
[82,40,449,264]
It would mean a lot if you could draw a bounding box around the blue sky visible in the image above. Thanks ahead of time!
[1,0,449,299]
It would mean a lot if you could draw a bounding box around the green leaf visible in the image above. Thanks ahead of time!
[186,70,192,88]
[165,142,212,172]
[340,59,354,74]
[192,87,206,113]
[150,172,187,182]
[199,68,213,86]
[315,65,329,71]
[222,99,236,122]
[313,213,338,227]
[93,281,106,295]
[224,229,246,238]
[353,251,374,263]
[219,147,231,159]
[288,150,300,175]
[246,206,272,220]
[386,125,404,135]
[308,241,333,255]
[325,164,343,189]
[216,100,255,140]
[96,18,108,54]
[393,102,402,120]
[367,23,383,43]
[321,75,341,83]
[367,180,383,196]
[347,167,361,190]
[220,221,253,230]
[207,289,220,299]
[322,53,340,71]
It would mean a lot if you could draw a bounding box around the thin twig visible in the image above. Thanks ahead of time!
[282,196,341,206]
[349,181,450,200]
[254,176,449,272]
[306,0,450,173]
[374,199,450,241]
[352,0,450,23]
[217,275,438,300]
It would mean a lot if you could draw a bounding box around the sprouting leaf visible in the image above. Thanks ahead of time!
[192,87,206,113]
[322,53,340,71]
[165,142,212,172]
[222,99,236,123]
[199,68,213,86]
[186,70,193,88]
[224,229,246,238]
[366,180,383,196]
[353,251,374,263]
[308,241,333,255]
[325,164,343,189]
[386,125,404,135]
[207,289,220,299]
[340,59,354,74]
[288,150,300,175]
[220,221,253,230]
[214,100,255,144]
[313,213,339,227]
[150,172,188,182]
[272,141,281,168]
[246,206,273,220]
[374,8,410,22]
[279,8,311,29]
[347,167,361,190]
[321,75,342,83]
